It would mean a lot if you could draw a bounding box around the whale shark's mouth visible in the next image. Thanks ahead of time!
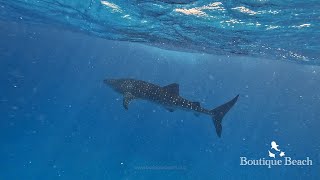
[103,79,116,85]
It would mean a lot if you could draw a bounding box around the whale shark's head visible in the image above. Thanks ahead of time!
[104,78,134,94]
[104,79,117,86]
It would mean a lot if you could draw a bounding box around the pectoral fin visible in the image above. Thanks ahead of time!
[123,92,135,110]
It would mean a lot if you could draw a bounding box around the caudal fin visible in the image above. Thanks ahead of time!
[211,95,239,138]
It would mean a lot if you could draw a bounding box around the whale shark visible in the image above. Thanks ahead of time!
[104,78,239,137]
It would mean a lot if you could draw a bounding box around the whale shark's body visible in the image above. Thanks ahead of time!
[104,78,239,137]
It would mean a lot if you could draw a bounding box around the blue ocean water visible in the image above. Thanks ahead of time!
[0,1,319,180]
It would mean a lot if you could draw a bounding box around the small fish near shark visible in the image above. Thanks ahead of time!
[104,78,239,138]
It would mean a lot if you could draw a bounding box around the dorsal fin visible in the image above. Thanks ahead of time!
[193,102,200,107]
[163,83,179,95]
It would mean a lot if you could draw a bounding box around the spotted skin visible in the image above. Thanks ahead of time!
[104,78,239,137]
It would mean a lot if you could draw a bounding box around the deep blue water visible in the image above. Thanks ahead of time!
[0,1,320,180]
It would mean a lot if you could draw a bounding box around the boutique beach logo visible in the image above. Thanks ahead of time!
[268,141,285,158]
[240,141,313,168]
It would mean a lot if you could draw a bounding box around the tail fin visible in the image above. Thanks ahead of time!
[211,95,239,138]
